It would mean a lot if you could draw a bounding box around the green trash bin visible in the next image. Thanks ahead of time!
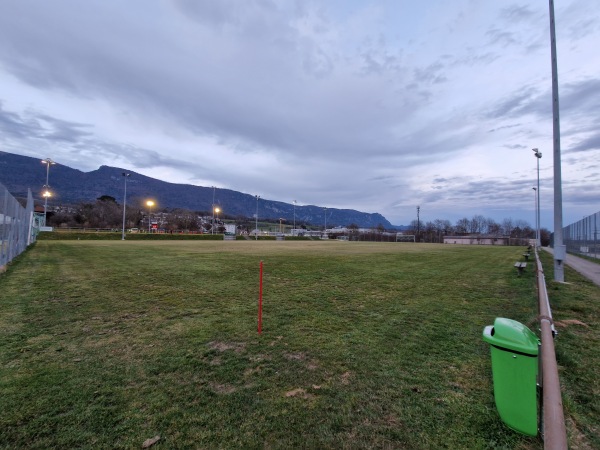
[482,318,540,436]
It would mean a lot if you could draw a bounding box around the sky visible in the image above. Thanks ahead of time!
[0,0,598,228]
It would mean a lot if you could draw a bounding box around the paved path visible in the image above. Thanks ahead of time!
[542,247,600,287]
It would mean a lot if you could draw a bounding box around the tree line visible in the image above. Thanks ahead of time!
[404,215,550,245]
[44,196,311,234]
[44,196,549,244]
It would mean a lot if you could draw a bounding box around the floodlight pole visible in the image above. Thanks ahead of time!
[549,0,565,282]
[533,149,542,247]
[41,158,56,225]
[417,206,420,242]
[212,186,216,234]
[255,195,260,240]
[533,187,540,247]
[121,173,130,240]
[293,200,297,236]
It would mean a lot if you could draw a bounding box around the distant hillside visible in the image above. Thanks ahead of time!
[0,151,394,229]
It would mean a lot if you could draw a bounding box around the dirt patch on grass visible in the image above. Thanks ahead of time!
[210,383,237,394]
[341,371,352,385]
[284,388,316,400]
[284,352,307,361]
[565,416,594,450]
[244,367,261,377]
[554,319,589,328]
[207,341,246,353]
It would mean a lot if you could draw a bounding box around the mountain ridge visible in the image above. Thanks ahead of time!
[0,151,395,228]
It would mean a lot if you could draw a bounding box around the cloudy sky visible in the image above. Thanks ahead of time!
[0,0,598,227]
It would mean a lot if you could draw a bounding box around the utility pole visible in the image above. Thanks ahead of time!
[533,149,542,247]
[417,206,420,242]
[121,173,130,240]
[549,0,565,282]
[255,195,260,240]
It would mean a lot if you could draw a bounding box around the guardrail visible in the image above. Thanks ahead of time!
[534,248,567,449]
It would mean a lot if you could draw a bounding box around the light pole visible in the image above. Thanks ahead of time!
[146,200,154,233]
[549,0,565,282]
[293,200,297,236]
[417,205,421,242]
[533,148,542,247]
[279,218,285,234]
[121,173,130,240]
[41,158,56,225]
[533,187,538,246]
[212,186,216,234]
[255,195,260,240]
[324,207,327,232]
[214,207,220,233]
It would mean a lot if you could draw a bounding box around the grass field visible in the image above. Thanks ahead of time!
[0,241,598,449]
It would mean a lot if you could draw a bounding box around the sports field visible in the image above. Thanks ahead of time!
[1,240,598,448]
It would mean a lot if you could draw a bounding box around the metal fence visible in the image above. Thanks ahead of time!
[563,211,599,259]
[0,183,39,270]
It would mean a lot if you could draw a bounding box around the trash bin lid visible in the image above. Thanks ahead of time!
[482,318,539,355]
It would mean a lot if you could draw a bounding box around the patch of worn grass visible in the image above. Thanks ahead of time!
[0,241,596,448]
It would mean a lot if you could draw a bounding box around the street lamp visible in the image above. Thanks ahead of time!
[212,186,216,234]
[146,200,155,233]
[417,206,421,242]
[121,173,130,240]
[324,207,327,234]
[214,207,220,233]
[293,200,297,236]
[533,148,542,247]
[41,158,56,225]
[279,218,285,234]
[533,187,538,246]
[255,195,260,240]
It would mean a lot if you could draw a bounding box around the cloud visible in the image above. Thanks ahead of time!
[0,0,598,227]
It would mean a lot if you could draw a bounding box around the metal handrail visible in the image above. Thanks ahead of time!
[534,249,567,449]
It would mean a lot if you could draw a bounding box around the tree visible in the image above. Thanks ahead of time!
[469,215,486,234]
[487,219,501,236]
[455,218,469,235]
[501,218,514,236]
[434,219,452,242]
[97,195,117,203]
[540,228,551,246]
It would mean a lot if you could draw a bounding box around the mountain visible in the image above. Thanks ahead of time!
[0,151,394,228]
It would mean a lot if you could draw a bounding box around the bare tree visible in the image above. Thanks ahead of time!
[455,217,469,234]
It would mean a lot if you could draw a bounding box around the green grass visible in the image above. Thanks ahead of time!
[0,241,597,449]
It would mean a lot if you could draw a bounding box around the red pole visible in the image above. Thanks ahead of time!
[258,260,263,335]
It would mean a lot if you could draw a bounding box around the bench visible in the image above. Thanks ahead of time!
[522,253,531,260]
[514,261,527,275]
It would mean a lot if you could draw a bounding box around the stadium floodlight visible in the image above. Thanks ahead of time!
[121,173,130,240]
[41,158,56,225]
[532,149,542,247]
[146,200,155,233]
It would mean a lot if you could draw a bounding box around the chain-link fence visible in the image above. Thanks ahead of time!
[1,183,38,270]
[564,211,599,259]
